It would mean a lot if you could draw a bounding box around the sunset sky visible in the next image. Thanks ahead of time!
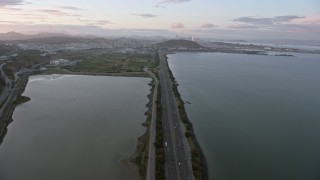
[0,0,319,39]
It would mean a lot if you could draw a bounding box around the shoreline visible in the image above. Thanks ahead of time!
[33,68,150,78]
[165,53,209,180]
[13,95,30,106]
[0,74,29,144]
[129,79,155,179]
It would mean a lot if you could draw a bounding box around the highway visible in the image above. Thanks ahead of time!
[0,63,13,106]
[0,73,28,135]
[0,60,49,136]
[158,50,194,180]
[144,67,159,180]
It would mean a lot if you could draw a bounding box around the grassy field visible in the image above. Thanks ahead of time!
[63,52,154,73]
[0,77,6,95]
[0,44,16,55]
[2,47,155,78]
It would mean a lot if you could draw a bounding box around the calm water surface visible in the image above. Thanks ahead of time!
[168,52,320,180]
[0,75,150,180]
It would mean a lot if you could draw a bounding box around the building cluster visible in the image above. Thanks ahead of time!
[0,53,18,61]
[47,59,81,67]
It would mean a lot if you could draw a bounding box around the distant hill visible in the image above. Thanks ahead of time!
[157,39,203,49]
[0,32,30,41]
[0,31,105,42]
[22,36,108,44]
[0,31,73,41]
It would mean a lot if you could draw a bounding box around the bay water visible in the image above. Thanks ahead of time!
[168,52,320,180]
[0,75,150,180]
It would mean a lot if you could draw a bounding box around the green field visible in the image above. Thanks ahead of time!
[0,77,5,95]
[56,51,155,73]
[0,44,16,55]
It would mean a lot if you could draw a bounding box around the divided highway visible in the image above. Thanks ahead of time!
[0,60,49,136]
[0,73,28,134]
[158,50,194,180]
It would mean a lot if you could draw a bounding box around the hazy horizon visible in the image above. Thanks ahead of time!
[0,0,319,40]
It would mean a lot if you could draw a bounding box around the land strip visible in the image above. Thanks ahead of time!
[158,50,195,180]
[165,54,208,180]
[0,73,29,141]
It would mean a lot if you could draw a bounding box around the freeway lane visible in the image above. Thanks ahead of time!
[0,60,49,136]
[0,63,13,106]
[144,67,159,180]
[158,50,194,180]
[0,73,28,134]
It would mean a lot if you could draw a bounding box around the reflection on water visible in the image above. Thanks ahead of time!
[0,75,150,180]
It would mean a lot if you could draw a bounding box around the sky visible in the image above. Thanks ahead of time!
[0,0,320,39]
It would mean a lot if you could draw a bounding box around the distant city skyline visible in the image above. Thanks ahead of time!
[0,0,319,39]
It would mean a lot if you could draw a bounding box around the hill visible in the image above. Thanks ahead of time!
[22,36,108,44]
[0,31,101,42]
[157,39,203,49]
[0,32,30,41]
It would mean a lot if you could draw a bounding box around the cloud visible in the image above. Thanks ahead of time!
[78,19,112,26]
[37,9,81,17]
[132,13,158,18]
[228,24,259,29]
[269,22,320,34]
[58,6,84,11]
[229,15,313,32]
[156,0,190,7]
[0,7,22,10]
[295,14,320,24]
[273,15,304,22]
[38,9,63,13]
[38,9,68,15]
[187,24,320,40]
[17,14,48,19]
[0,0,24,6]
[201,23,216,28]
[233,17,273,25]
[225,14,320,39]
[96,20,112,25]
[232,15,305,25]
[0,20,19,24]
[171,22,184,29]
